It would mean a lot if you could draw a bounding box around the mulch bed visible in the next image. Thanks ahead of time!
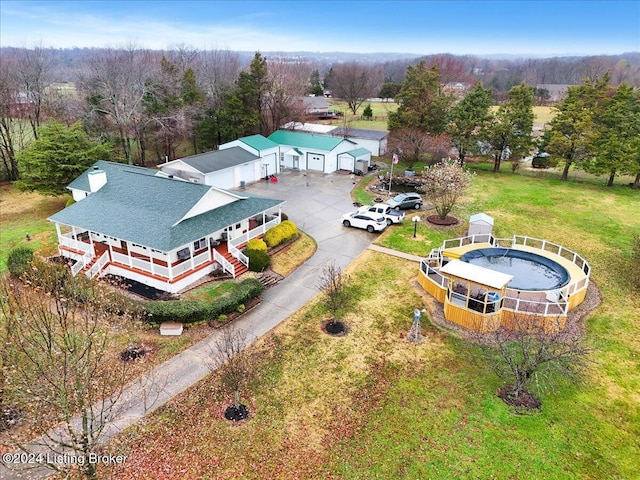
[321,319,348,336]
[0,406,23,432]
[224,404,249,422]
[496,385,542,411]
[426,215,459,226]
[208,295,262,328]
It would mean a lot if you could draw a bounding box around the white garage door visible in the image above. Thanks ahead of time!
[262,153,277,176]
[338,155,353,171]
[306,154,325,171]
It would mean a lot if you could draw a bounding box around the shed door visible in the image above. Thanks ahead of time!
[306,153,324,171]
[339,155,353,171]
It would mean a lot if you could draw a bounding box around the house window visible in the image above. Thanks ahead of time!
[193,238,206,250]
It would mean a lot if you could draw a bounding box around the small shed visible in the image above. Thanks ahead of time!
[468,213,494,237]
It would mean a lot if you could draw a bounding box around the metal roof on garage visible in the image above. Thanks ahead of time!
[269,129,351,151]
[342,148,371,158]
[239,134,279,151]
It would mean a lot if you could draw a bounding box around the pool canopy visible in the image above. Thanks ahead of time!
[440,260,513,289]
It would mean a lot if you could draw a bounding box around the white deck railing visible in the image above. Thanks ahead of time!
[213,249,235,278]
[86,251,110,279]
[228,216,281,268]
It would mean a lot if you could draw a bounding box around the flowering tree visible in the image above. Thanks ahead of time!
[419,158,475,220]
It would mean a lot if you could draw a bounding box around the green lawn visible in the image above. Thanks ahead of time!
[103,170,639,479]
[0,183,67,270]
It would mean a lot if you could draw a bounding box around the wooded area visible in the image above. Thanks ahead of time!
[1,46,638,186]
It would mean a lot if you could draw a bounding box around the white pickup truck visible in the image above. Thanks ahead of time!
[357,204,405,225]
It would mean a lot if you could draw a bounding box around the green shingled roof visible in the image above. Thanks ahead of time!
[49,161,284,252]
[240,134,279,151]
[268,130,348,151]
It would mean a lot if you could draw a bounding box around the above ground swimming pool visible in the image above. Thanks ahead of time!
[460,248,570,291]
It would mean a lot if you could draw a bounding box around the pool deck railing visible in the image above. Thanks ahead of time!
[418,234,591,332]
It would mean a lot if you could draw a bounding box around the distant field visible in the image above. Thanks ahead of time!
[325,101,554,131]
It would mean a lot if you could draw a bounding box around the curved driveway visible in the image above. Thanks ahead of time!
[1,170,376,479]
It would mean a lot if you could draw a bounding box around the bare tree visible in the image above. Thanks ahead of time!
[264,58,311,132]
[80,45,156,164]
[0,262,141,479]
[13,44,57,139]
[0,54,31,181]
[389,129,451,169]
[316,262,350,334]
[326,62,382,114]
[476,313,594,409]
[212,326,251,421]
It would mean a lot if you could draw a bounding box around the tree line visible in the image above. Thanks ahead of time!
[1,46,639,188]
[385,61,639,187]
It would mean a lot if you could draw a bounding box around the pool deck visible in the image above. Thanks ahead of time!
[442,243,588,291]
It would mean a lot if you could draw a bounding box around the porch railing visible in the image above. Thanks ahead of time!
[228,216,280,268]
[86,251,110,279]
[71,250,93,276]
[213,249,235,278]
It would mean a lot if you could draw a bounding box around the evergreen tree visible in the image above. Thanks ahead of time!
[482,83,534,173]
[586,83,640,186]
[546,74,610,181]
[446,81,493,166]
[307,69,324,96]
[388,62,454,135]
[16,121,113,195]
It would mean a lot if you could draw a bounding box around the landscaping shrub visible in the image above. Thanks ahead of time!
[246,249,271,272]
[246,238,267,253]
[7,247,34,278]
[144,278,264,324]
[264,220,298,248]
[65,197,76,207]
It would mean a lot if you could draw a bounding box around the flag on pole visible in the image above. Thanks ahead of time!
[392,153,399,164]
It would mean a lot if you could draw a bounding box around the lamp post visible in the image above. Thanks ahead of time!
[412,215,420,238]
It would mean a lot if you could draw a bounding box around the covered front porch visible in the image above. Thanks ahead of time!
[53,210,281,294]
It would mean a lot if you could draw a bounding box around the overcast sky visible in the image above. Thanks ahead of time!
[1,0,639,56]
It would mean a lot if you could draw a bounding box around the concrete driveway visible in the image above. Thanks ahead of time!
[240,169,378,330]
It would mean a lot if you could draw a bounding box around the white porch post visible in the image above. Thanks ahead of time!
[189,246,195,270]
[108,240,114,263]
[149,255,155,275]
[166,253,174,281]
[72,226,79,250]
[88,231,95,255]
[55,223,62,245]
[127,245,132,268]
